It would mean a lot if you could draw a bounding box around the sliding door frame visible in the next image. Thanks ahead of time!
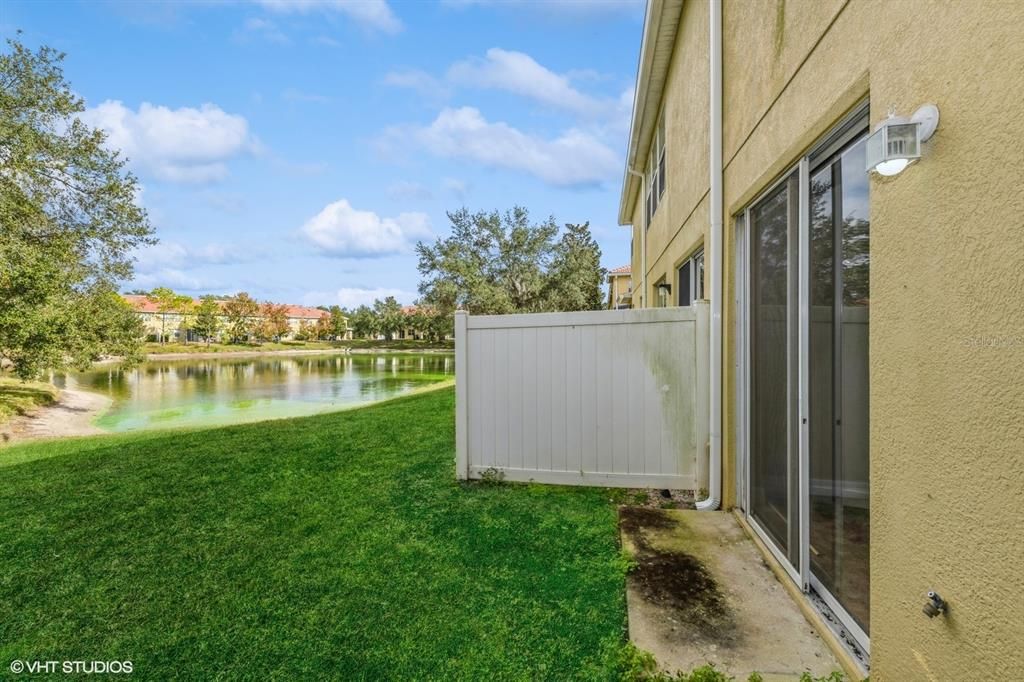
[735,100,871,653]
[738,162,802,588]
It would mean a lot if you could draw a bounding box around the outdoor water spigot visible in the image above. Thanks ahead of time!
[923,590,947,618]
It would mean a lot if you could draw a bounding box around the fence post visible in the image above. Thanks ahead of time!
[694,301,711,493]
[454,310,469,480]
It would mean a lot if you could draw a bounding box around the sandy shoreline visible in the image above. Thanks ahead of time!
[0,388,112,446]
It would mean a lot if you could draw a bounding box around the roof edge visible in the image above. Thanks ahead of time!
[616,0,685,226]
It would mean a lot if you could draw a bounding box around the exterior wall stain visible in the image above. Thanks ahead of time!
[773,0,786,58]
[640,315,702,478]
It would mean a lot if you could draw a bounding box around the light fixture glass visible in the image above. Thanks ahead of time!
[865,104,939,177]
[874,158,911,177]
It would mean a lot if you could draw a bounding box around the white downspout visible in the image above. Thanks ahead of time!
[626,168,647,308]
[697,0,722,511]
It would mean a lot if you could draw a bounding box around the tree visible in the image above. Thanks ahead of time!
[374,296,403,341]
[147,287,191,344]
[328,305,349,340]
[0,38,153,378]
[428,310,454,342]
[350,305,378,339]
[408,304,451,343]
[223,292,259,343]
[257,302,290,342]
[295,319,315,341]
[191,296,222,346]
[415,207,604,317]
[407,306,429,341]
[176,297,196,345]
[542,222,606,311]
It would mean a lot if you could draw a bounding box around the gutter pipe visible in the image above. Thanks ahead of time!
[626,168,647,308]
[697,0,722,511]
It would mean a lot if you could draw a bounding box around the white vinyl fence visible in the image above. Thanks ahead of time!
[455,304,709,489]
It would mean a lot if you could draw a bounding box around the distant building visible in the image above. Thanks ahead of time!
[122,295,350,342]
[396,305,454,341]
[606,265,632,309]
[396,306,424,341]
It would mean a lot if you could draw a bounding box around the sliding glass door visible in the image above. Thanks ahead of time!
[741,105,870,648]
[749,172,800,571]
[808,136,871,635]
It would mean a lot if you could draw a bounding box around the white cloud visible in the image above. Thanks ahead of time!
[387,49,617,117]
[80,101,258,184]
[131,269,210,292]
[312,35,343,48]
[133,241,244,274]
[391,107,618,187]
[238,17,290,44]
[442,177,469,200]
[448,48,604,116]
[304,287,416,308]
[387,181,433,201]
[271,158,330,176]
[382,68,450,100]
[301,199,432,257]
[129,241,257,292]
[255,0,402,34]
[200,190,246,214]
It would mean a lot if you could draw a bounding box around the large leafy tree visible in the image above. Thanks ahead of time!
[407,307,429,340]
[258,302,290,342]
[327,305,349,340]
[350,305,378,339]
[543,221,606,311]
[147,287,192,344]
[0,38,154,378]
[191,296,222,346]
[415,207,604,316]
[222,292,259,343]
[373,296,403,341]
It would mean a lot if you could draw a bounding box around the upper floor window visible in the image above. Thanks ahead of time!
[645,111,666,226]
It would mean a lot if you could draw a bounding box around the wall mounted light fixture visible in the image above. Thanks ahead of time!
[865,104,940,176]
[656,282,672,296]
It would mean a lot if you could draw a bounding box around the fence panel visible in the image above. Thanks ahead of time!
[455,305,709,489]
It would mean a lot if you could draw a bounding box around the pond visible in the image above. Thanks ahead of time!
[57,353,454,433]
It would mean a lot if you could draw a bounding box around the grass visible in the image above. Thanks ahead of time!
[143,338,454,354]
[0,377,58,426]
[0,388,629,679]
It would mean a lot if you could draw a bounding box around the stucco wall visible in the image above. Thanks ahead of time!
[721,1,1024,678]
[631,0,711,309]
[626,0,1024,677]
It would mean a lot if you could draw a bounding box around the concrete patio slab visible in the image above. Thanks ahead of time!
[620,507,841,680]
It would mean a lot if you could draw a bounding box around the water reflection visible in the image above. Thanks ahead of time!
[60,353,453,432]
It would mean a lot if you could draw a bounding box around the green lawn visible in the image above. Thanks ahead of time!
[0,377,58,426]
[0,388,628,679]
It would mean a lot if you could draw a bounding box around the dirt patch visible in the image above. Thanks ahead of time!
[619,505,680,534]
[620,507,738,647]
[610,488,695,511]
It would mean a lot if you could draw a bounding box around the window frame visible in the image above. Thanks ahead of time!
[645,110,667,226]
[677,247,705,307]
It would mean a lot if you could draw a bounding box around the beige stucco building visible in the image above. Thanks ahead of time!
[606,265,634,309]
[124,295,350,342]
[619,0,1024,678]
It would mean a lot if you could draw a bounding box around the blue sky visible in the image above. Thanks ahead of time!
[3,0,643,308]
